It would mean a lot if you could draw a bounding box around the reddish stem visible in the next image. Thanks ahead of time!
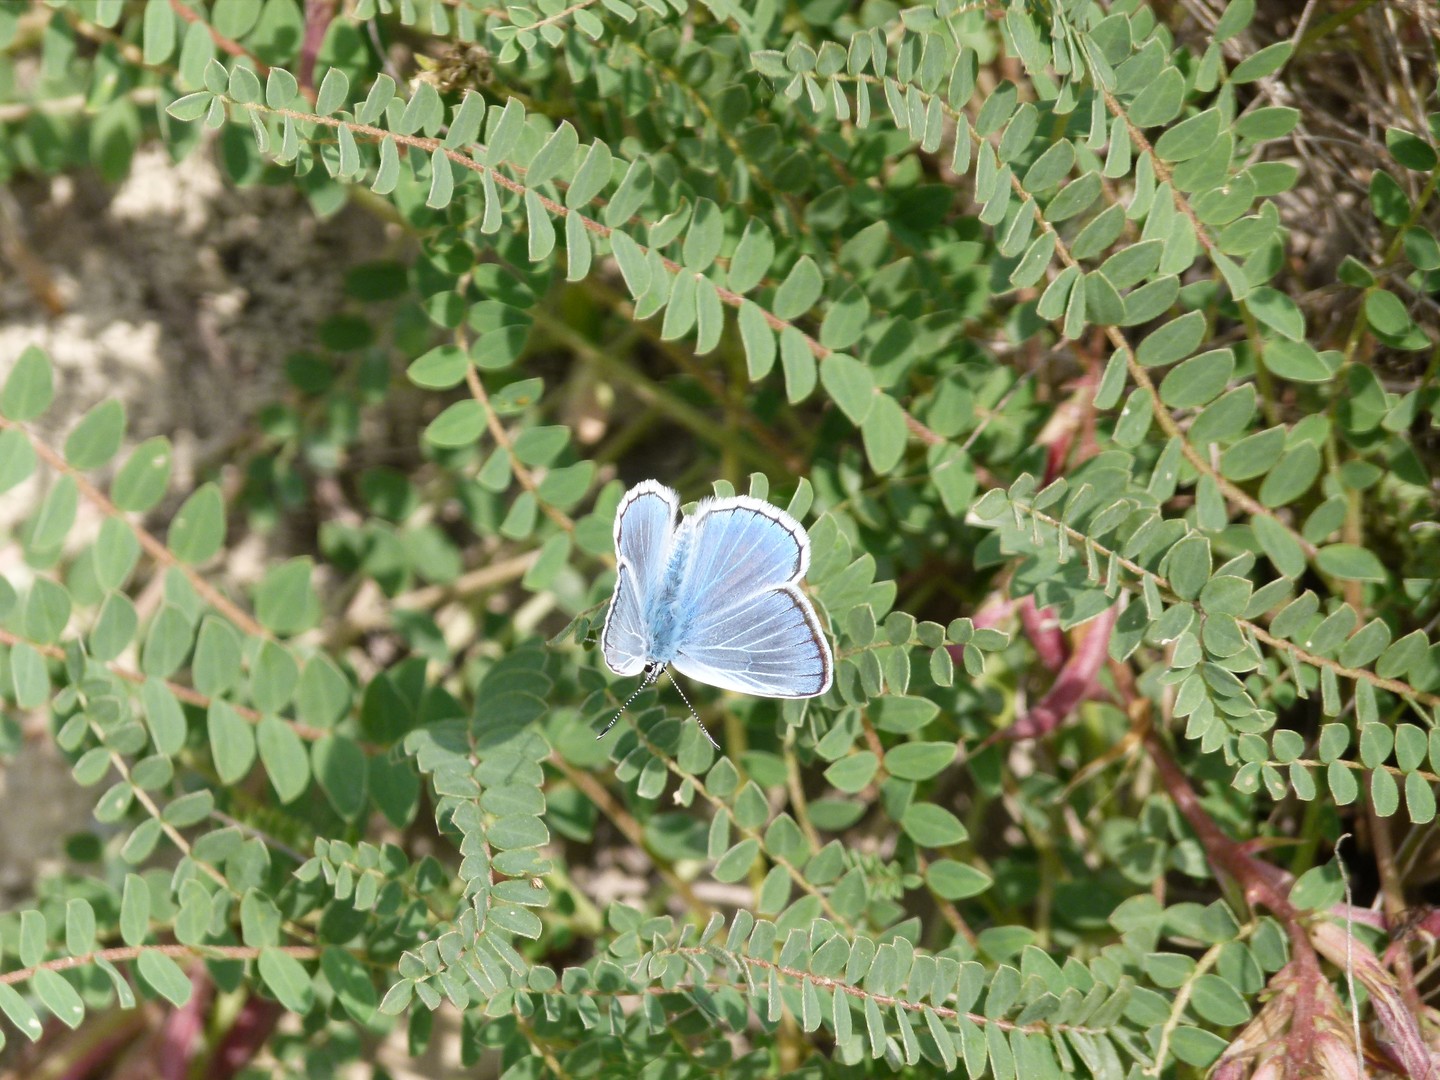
[1002,603,1117,741]
[1018,595,1068,672]
[299,0,336,95]
[210,994,286,1080]
[156,967,212,1080]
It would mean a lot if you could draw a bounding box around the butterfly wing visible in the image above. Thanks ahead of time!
[601,481,680,676]
[669,497,832,698]
[671,583,832,697]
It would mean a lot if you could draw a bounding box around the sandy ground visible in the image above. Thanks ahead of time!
[0,140,492,1076]
[2,139,392,897]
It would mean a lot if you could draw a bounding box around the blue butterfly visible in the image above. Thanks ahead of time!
[599,480,834,745]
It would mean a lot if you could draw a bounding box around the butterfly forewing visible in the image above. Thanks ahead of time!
[676,497,809,603]
[602,481,679,677]
[613,480,679,585]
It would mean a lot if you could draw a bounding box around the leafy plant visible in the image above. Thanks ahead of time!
[1,0,1438,1076]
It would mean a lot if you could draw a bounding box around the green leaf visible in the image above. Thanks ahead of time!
[740,301,777,380]
[168,483,226,563]
[27,475,77,554]
[163,790,214,827]
[772,257,823,319]
[861,394,908,473]
[1044,172,1101,223]
[1365,290,1414,337]
[1386,126,1438,171]
[297,657,350,729]
[901,803,967,846]
[819,354,875,425]
[819,286,870,350]
[712,839,760,882]
[2,346,55,421]
[313,734,368,819]
[9,642,49,709]
[731,220,777,296]
[1220,426,1284,480]
[1154,108,1221,162]
[19,910,46,967]
[322,947,377,1024]
[1371,767,1400,817]
[208,700,256,784]
[141,678,188,756]
[1137,311,1205,367]
[1167,534,1211,600]
[250,640,299,713]
[265,67,298,109]
[227,64,262,104]
[0,428,35,494]
[926,859,992,899]
[883,742,954,781]
[255,557,317,635]
[119,875,149,947]
[1235,107,1300,141]
[0,982,42,1041]
[1214,0,1255,40]
[1246,287,1305,341]
[314,67,348,116]
[1258,443,1321,507]
[525,191,554,261]
[137,950,192,1006]
[193,615,243,697]
[1402,768,1436,824]
[31,969,84,1029]
[1370,171,1409,227]
[65,898,96,956]
[683,197,724,270]
[426,148,454,209]
[1170,1027,1227,1067]
[1128,69,1184,127]
[258,716,311,803]
[1231,41,1292,82]
[424,400,486,447]
[259,947,315,1013]
[1402,227,1440,271]
[824,752,877,793]
[143,0,177,64]
[1316,544,1386,582]
[566,138,612,209]
[1263,339,1330,383]
[1158,349,1233,408]
[166,91,212,121]
[1020,140,1076,193]
[1189,974,1249,1025]
[111,437,173,511]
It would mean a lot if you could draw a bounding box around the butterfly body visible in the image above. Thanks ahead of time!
[602,480,833,700]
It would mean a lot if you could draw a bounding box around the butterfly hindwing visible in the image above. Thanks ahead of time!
[669,498,832,698]
[671,582,832,697]
[601,562,649,676]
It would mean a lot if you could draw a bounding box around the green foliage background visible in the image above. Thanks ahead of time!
[0,0,1438,1076]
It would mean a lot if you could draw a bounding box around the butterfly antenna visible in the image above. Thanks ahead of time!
[664,669,719,750]
[597,664,661,740]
